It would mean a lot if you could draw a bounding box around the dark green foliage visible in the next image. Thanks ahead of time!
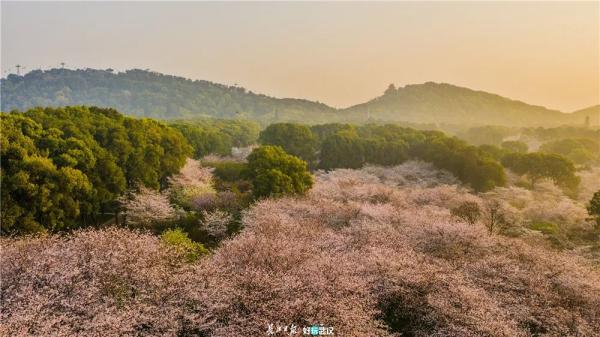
[501,140,528,153]
[413,131,506,192]
[1,68,335,122]
[478,144,507,161]
[364,139,409,166]
[539,138,600,165]
[521,126,600,143]
[171,119,259,158]
[316,124,505,192]
[259,123,318,165]
[0,106,191,233]
[319,133,366,170]
[203,161,252,194]
[310,123,356,143]
[245,146,313,198]
[457,126,516,146]
[206,162,248,182]
[588,191,600,228]
[502,152,580,190]
[3,69,592,127]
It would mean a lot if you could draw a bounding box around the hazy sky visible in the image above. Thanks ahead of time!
[1,1,598,111]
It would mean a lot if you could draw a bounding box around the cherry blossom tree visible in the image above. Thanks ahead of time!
[3,163,600,337]
[199,209,233,240]
[119,186,178,228]
[167,158,216,208]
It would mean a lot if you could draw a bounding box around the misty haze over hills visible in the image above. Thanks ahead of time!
[1,68,598,127]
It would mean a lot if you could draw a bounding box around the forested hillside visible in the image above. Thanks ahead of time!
[3,106,589,235]
[0,68,336,122]
[1,106,191,232]
[2,68,596,126]
[169,118,260,158]
[571,105,600,126]
[343,82,595,126]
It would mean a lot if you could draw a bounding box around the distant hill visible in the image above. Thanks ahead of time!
[571,105,600,126]
[343,82,596,127]
[1,68,596,126]
[0,68,336,123]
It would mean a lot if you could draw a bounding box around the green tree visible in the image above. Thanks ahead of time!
[319,133,365,170]
[539,138,599,165]
[502,152,579,190]
[587,191,600,228]
[502,153,544,187]
[259,123,318,166]
[501,140,528,153]
[1,106,191,233]
[245,146,313,198]
[542,154,580,191]
[0,114,93,232]
[478,144,506,161]
[310,123,355,144]
[170,119,260,158]
[414,132,506,192]
[363,139,408,166]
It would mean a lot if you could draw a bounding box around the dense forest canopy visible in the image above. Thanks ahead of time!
[1,106,191,233]
[343,82,598,127]
[3,106,589,234]
[169,119,260,158]
[2,68,597,127]
[260,123,507,192]
[0,68,336,122]
[457,125,600,167]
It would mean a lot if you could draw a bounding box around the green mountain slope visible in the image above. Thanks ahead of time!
[2,68,595,127]
[343,82,593,127]
[0,68,336,123]
[571,105,600,126]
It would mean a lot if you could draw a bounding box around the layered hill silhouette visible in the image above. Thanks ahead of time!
[571,105,600,126]
[343,83,595,127]
[1,68,596,126]
[0,68,336,123]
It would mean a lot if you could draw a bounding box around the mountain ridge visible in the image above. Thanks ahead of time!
[1,68,597,126]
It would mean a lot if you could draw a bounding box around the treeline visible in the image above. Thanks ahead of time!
[1,106,191,233]
[260,123,506,192]
[5,68,595,127]
[538,138,600,165]
[458,125,600,165]
[2,106,584,234]
[260,123,582,193]
[169,119,260,158]
[458,125,600,146]
[0,68,335,121]
[501,152,579,190]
